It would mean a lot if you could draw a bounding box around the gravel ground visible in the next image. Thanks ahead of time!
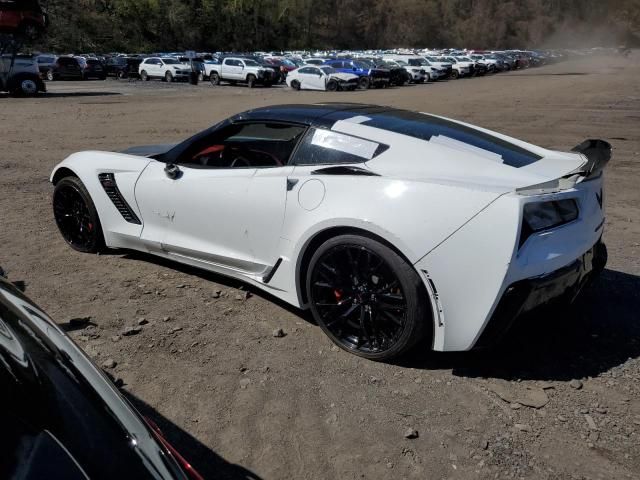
[1,53,639,480]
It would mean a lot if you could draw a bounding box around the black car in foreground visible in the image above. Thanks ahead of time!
[0,272,203,480]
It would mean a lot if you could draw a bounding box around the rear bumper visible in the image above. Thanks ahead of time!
[474,240,607,348]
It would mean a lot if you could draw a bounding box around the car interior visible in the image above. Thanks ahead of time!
[180,122,307,169]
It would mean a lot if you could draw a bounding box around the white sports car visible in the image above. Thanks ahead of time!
[51,104,610,361]
[286,66,359,91]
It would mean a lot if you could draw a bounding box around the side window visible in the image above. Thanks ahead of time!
[179,123,306,169]
[292,128,386,166]
[309,68,321,75]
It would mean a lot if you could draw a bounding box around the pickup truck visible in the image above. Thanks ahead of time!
[206,57,274,88]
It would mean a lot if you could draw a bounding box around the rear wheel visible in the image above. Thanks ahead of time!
[53,176,104,253]
[290,79,301,90]
[307,234,430,361]
[46,69,54,81]
[210,72,220,85]
[11,76,39,97]
[140,70,149,81]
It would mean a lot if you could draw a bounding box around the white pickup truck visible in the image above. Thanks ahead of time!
[206,57,274,88]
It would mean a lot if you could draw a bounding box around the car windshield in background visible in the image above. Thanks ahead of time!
[162,58,180,64]
[320,66,336,74]
[243,59,260,66]
[362,110,542,167]
[409,59,429,66]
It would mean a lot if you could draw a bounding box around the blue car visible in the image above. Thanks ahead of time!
[323,59,390,89]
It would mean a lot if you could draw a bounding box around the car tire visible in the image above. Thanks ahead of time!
[140,70,149,81]
[290,79,301,91]
[117,70,126,80]
[210,72,221,86]
[326,79,338,92]
[10,76,39,97]
[358,77,370,89]
[165,71,174,82]
[306,234,431,361]
[246,74,256,88]
[450,70,459,79]
[46,70,54,81]
[424,73,431,83]
[197,72,203,82]
[53,176,105,254]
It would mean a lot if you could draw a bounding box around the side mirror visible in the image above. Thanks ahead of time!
[164,163,181,180]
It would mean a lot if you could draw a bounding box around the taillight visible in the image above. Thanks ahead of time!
[144,417,205,480]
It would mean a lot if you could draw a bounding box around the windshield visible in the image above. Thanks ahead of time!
[243,59,260,66]
[320,66,336,74]
[409,58,429,66]
[458,57,472,61]
[162,58,180,64]
[395,60,408,66]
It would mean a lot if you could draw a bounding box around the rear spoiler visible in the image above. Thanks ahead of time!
[570,139,612,179]
[516,139,612,195]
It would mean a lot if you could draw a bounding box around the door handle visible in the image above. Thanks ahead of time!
[286,178,299,191]
[164,163,181,179]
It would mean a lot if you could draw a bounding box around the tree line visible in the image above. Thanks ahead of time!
[36,0,640,53]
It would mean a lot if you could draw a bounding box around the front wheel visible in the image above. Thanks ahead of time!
[326,79,338,92]
[53,176,105,253]
[450,70,459,79]
[165,71,174,82]
[358,77,370,89]
[307,235,431,361]
[46,69,54,81]
[246,74,256,88]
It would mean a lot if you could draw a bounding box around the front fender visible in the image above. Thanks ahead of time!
[51,151,152,248]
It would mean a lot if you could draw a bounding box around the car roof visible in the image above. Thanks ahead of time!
[233,103,392,128]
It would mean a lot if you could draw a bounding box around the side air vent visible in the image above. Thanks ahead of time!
[98,173,141,225]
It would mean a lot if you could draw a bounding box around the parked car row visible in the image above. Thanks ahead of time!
[0,47,579,96]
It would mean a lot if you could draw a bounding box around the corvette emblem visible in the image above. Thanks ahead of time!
[596,189,603,209]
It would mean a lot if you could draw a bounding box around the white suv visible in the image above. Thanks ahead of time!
[139,57,191,82]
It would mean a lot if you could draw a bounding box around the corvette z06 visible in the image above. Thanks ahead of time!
[51,103,610,361]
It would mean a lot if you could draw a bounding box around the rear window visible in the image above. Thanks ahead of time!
[361,110,541,167]
[57,58,74,64]
[292,128,387,166]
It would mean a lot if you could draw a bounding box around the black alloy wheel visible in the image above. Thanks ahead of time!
[307,235,430,361]
[53,177,104,253]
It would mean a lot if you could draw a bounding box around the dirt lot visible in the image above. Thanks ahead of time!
[1,54,639,480]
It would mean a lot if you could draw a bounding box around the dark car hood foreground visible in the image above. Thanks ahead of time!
[0,278,187,479]
[121,143,177,157]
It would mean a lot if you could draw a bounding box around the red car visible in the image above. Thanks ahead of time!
[0,0,47,37]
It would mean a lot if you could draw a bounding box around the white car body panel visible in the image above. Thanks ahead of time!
[51,104,607,353]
